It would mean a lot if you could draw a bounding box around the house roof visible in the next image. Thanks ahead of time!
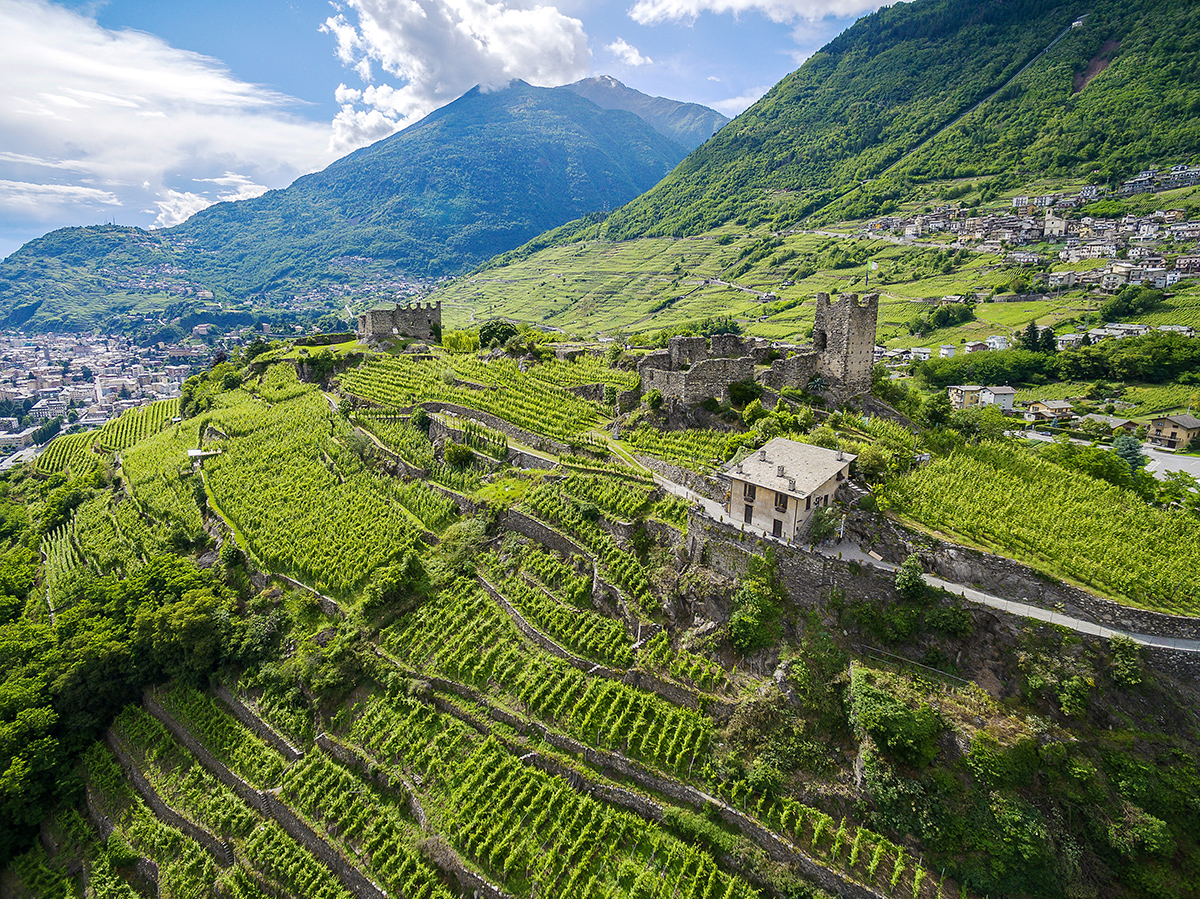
[1157,414,1200,429]
[1083,413,1137,429]
[1036,400,1074,410]
[982,386,1016,395]
[725,437,855,498]
[949,385,982,391]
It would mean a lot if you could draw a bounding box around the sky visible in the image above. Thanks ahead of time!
[0,0,884,260]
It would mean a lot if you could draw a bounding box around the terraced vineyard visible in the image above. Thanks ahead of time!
[13,348,1165,899]
[340,353,604,444]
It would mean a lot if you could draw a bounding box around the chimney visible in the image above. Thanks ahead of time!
[759,449,767,461]
[787,477,796,491]
[837,449,844,461]
[776,464,785,477]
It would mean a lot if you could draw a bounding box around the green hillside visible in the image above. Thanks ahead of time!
[5,356,1200,899]
[0,81,689,333]
[594,0,1200,239]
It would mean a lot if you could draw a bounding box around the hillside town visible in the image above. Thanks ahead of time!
[866,167,1200,297]
[0,333,211,457]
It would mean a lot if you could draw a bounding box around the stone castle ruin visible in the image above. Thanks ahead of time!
[356,301,442,344]
[637,293,878,407]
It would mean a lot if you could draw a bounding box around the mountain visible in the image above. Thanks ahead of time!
[0,80,688,333]
[562,76,729,149]
[592,0,1200,240]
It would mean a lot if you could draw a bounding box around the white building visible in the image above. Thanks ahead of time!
[980,386,1016,411]
[723,438,855,541]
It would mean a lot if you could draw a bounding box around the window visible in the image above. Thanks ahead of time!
[772,519,783,538]
[744,504,753,523]
[836,470,844,481]
[743,482,756,501]
[805,496,811,511]
[774,491,787,513]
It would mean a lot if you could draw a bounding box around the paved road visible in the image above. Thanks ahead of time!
[1020,429,1200,481]
[654,471,1199,654]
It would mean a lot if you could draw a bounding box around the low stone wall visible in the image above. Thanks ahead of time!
[275,574,342,619]
[635,454,727,502]
[406,663,885,899]
[213,685,304,763]
[144,690,389,899]
[422,401,571,456]
[500,508,590,561]
[106,731,234,867]
[846,513,1200,642]
[315,733,426,829]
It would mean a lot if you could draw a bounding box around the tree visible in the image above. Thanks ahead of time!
[894,553,926,600]
[479,320,518,348]
[1038,326,1057,354]
[917,392,953,429]
[1112,434,1146,475]
[1021,320,1041,351]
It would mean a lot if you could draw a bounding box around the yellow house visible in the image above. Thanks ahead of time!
[1147,414,1200,449]
[723,437,855,541]
[947,385,982,410]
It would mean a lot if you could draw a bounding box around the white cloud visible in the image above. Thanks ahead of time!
[195,172,271,203]
[606,38,652,67]
[0,179,120,216]
[152,190,213,228]
[710,85,770,115]
[629,0,879,25]
[323,0,591,152]
[0,0,335,237]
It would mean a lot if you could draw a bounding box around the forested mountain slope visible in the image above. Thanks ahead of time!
[594,0,1200,239]
[0,81,689,332]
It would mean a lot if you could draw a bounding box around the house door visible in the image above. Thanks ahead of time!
[772,519,783,538]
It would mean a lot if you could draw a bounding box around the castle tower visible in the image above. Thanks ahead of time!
[813,292,878,399]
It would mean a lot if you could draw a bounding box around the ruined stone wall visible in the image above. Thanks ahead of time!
[669,335,708,367]
[761,350,820,391]
[356,302,442,342]
[680,356,756,405]
[814,292,878,400]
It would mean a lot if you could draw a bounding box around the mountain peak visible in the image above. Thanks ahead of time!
[561,76,729,150]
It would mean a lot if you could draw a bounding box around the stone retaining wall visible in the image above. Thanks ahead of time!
[274,574,342,618]
[690,511,1200,679]
[846,513,1200,641]
[106,731,234,867]
[400,662,886,899]
[144,690,388,899]
[634,454,727,502]
[213,685,304,763]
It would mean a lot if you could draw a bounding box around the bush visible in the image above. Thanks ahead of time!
[411,407,430,432]
[894,554,926,601]
[444,443,474,468]
[728,380,763,406]
[730,552,784,653]
[1109,635,1142,688]
[646,388,663,409]
[849,669,943,767]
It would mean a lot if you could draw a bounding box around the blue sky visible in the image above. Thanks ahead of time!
[0,0,881,259]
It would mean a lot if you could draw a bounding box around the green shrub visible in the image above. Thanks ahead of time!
[444,442,474,468]
[849,669,943,767]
